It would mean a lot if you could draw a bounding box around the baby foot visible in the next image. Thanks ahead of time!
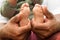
[19,3,30,26]
[33,4,44,23]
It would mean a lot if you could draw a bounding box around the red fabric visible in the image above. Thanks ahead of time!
[28,32,60,40]
[48,32,60,40]
[28,31,38,40]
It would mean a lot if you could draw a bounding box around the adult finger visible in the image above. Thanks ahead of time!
[32,19,50,31]
[42,5,54,19]
[9,13,21,23]
[18,20,31,34]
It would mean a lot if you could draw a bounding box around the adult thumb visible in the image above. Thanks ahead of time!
[9,13,21,23]
[42,5,54,19]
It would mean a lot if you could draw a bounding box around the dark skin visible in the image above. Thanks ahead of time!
[31,4,60,39]
[0,3,31,40]
[0,3,60,40]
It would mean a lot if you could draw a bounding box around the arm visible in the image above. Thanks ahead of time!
[0,23,6,40]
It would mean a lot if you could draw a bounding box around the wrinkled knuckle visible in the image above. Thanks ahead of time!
[32,22,37,28]
[32,25,38,31]
[32,23,36,28]
[28,25,31,30]
[42,32,51,38]
[47,27,50,30]
[28,22,31,30]
[14,30,20,36]
[31,19,38,30]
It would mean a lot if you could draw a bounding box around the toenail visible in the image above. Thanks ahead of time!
[24,3,29,7]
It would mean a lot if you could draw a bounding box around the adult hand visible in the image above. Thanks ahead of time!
[0,3,31,40]
[31,4,60,39]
